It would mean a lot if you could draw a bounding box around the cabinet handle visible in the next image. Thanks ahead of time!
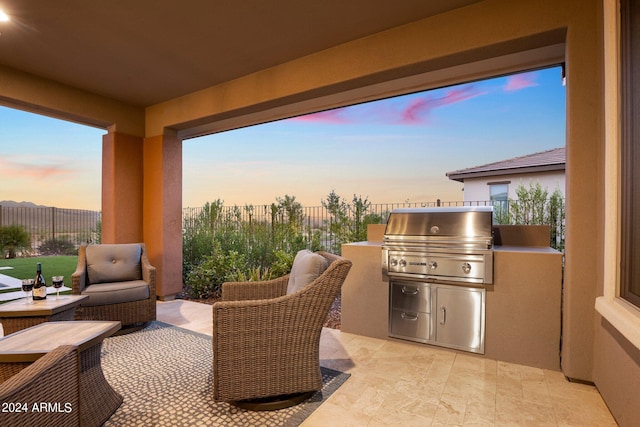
[401,312,419,321]
[440,306,446,325]
[401,286,419,295]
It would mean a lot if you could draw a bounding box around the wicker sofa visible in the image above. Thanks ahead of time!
[0,345,80,427]
[72,243,156,325]
[212,251,352,406]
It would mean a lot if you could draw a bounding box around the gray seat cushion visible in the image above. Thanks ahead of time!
[86,244,142,284]
[81,280,150,306]
[286,250,328,294]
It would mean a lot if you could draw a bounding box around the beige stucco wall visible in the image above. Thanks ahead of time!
[101,132,144,244]
[142,132,183,299]
[342,242,563,371]
[0,65,144,136]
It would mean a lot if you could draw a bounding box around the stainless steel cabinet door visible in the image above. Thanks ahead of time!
[434,285,485,354]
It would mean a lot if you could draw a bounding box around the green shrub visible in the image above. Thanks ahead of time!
[0,225,31,258]
[495,182,565,251]
[269,249,295,278]
[184,242,248,298]
[181,196,315,296]
[182,192,386,298]
[39,237,78,255]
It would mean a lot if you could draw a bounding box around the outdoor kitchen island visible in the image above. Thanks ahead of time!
[341,224,563,371]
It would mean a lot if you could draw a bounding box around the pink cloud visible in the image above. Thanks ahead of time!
[289,84,486,126]
[400,98,432,124]
[0,157,76,180]
[504,73,538,91]
[289,108,348,123]
[399,85,486,124]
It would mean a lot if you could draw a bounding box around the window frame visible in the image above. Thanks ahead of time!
[620,0,640,307]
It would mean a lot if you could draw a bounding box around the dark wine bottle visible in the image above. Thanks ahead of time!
[33,262,47,300]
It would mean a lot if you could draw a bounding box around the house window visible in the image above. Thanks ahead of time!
[487,182,509,207]
[621,0,640,307]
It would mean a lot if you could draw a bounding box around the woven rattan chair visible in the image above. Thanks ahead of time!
[0,345,80,427]
[212,251,352,408]
[72,243,156,326]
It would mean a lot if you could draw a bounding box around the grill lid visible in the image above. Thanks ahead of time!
[382,206,494,284]
[384,207,493,248]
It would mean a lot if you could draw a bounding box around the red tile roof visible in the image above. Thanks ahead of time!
[446,147,565,182]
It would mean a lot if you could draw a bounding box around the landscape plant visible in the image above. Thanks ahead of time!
[182,190,387,298]
[0,225,31,258]
[182,195,313,298]
[38,237,78,255]
[322,190,383,254]
[494,182,565,250]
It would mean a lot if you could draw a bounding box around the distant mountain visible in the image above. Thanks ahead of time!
[0,200,49,208]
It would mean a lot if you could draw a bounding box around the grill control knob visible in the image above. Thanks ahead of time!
[428,261,438,270]
[390,258,398,267]
[399,259,407,267]
[462,262,472,274]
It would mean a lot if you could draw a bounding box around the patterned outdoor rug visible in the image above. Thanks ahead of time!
[101,321,349,426]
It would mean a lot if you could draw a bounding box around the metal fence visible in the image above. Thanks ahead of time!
[0,205,101,255]
[182,200,503,256]
[1,198,564,257]
[182,200,494,229]
[182,198,565,255]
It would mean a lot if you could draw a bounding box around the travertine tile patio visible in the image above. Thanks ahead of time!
[157,299,617,426]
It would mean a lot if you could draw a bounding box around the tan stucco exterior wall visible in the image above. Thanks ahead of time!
[101,132,144,244]
[143,133,183,299]
[0,65,144,136]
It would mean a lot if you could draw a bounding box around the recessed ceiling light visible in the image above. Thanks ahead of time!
[0,9,10,22]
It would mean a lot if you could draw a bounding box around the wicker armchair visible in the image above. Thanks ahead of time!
[72,243,156,325]
[0,345,80,427]
[212,251,352,405]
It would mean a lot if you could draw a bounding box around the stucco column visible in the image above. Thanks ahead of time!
[143,131,183,300]
[102,131,144,243]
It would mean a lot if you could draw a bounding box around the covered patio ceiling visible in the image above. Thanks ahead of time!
[0,0,483,108]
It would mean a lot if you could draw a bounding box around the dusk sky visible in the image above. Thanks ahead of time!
[1,66,565,211]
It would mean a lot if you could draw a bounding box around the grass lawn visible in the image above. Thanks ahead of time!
[0,256,78,283]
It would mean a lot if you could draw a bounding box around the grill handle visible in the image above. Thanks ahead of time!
[400,312,419,321]
[401,286,419,295]
[440,306,446,325]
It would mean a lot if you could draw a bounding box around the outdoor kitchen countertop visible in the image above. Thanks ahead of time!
[493,245,561,254]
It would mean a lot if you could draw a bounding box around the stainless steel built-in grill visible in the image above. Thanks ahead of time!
[382,207,494,285]
[382,207,493,354]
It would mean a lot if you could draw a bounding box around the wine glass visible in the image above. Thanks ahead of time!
[21,279,34,304]
[52,276,64,300]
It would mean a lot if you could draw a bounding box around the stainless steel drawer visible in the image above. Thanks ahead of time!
[390,281,431,313]
[389,308,432,342]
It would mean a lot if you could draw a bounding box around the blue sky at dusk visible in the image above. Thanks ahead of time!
[1,66,565,210]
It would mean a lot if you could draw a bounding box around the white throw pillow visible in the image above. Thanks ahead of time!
[286,250,328,294]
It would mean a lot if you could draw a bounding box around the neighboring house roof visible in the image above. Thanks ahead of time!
[446,147,565,182]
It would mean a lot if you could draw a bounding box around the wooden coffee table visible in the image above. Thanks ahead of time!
[0,321,122,427]
[0,294,88,336]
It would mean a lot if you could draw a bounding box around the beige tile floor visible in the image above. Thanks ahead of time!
[161,299,618,426]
